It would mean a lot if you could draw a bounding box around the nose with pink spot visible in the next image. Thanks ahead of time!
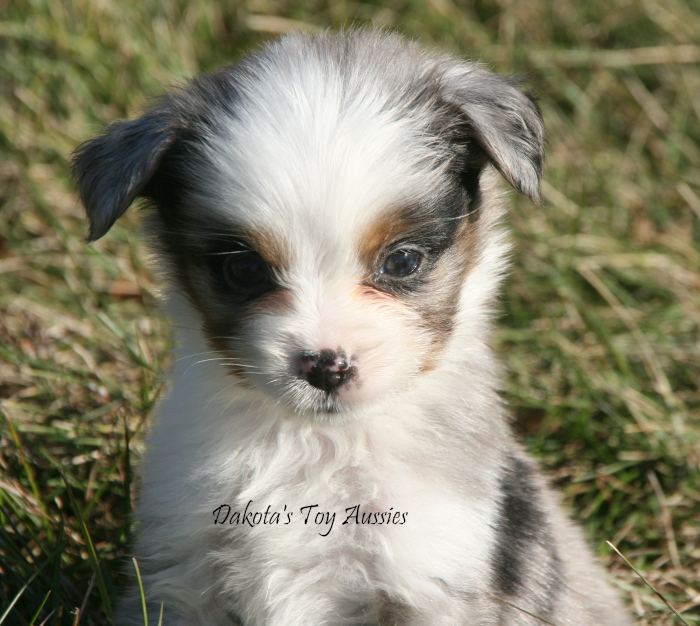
[298,349,356,392]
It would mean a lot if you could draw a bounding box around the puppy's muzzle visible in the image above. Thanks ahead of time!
[298,349,356,392]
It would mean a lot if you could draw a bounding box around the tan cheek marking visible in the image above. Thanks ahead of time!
[455,217,481,272]
[352,284,399,305]
[199,320,255,387]
[256,288,293,313]
[415,219,483,372]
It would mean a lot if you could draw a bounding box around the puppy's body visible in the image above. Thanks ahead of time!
[73,31,631,625]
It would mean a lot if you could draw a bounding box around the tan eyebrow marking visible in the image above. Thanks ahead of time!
[247,226,290,271]
[356,207,418,269]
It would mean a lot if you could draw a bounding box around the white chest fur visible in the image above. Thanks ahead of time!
[135,327,502,624]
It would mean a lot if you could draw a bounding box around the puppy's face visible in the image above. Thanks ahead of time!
[72,32,544,419]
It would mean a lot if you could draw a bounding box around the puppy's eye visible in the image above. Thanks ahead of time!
[223,254,271,290]
[380,250,422,277]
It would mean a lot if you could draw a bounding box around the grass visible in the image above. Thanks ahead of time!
[0,0,698,624]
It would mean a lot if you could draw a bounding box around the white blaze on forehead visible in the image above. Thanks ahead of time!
[195,54,450,263]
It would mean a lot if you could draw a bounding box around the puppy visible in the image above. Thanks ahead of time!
[72,30,632,626]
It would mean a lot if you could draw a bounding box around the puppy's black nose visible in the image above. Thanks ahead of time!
[299,349,354,392]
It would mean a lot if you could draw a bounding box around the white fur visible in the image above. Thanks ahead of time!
[135,292,506,624]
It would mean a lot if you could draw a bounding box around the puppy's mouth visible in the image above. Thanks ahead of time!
[299,390,346,415]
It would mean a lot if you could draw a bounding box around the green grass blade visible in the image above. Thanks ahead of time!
[29,590,51,626]
[607,541,691,626]
[2,411,53,543]
[0,542,62,625]
[133,558,148,626]
[60,471,114,623]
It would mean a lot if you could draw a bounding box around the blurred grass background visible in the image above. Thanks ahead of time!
[0,0,699,624]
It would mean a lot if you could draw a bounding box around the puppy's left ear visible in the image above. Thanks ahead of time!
[443,68,545,203]
[71,107,174,241]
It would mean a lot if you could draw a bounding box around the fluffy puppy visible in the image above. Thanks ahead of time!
[72,30,632,626]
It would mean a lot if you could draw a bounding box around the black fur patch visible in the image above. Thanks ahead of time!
[490,456,565,624]
[491,456,547,596]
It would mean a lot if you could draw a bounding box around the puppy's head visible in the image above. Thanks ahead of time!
[72,31,544,419]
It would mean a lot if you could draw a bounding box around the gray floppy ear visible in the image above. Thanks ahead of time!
[443,68,545,203]
[71,109,173,241]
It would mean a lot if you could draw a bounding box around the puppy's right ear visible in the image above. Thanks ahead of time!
[71,108,173,241]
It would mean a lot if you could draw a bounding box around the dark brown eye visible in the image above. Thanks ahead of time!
[380,250,421,277]
[223,254,271,290]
